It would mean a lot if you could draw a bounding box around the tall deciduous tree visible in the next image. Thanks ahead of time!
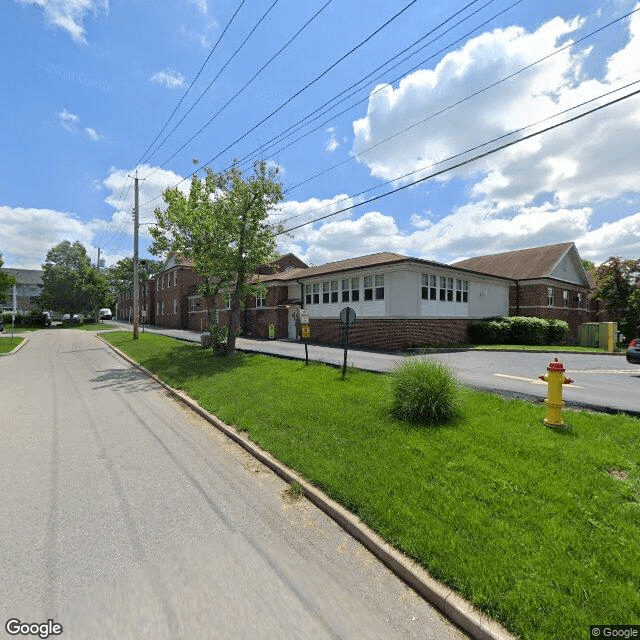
[150,161,284,355]
[41,240,109,319]
[593,257,640,339]
[0,253,16,304]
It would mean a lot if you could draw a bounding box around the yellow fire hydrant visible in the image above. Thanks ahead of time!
[539,358,573,427]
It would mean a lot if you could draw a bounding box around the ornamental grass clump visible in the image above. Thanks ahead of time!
[390,359,462,425]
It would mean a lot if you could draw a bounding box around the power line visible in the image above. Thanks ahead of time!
[273,78,640,226]
[276,87,640,235]
[159,0,422,180]
[143,0,282,169]
[144,0,334,178]
[235,0,511,171]
[136,0,247,168]
[266,3,640,194]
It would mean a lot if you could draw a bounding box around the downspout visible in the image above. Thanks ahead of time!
[297,279,305,309]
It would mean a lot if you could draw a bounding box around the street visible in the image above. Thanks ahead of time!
[0,329,467,640]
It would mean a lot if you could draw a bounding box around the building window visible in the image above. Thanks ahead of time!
[341,279,350,303]
[421,274,437,300]
[173,270,177,287]
[548,287,554,307]
[189,298,197,313]
[157,302,160,316]
[364,276,373,301]
[173,298,177,314]
[330,280,339,303]
[563,290,569,307]
[224,293,232,310]
[256,293,267,308]
[439,277,446,301]
[322,281,330,304]
[305,284,312,305]
[351,278,359,301]
[375,274,384,300]
[577,293,583,309]
[312,283,319,304]
[161,302,165,315]
[456,279,469,303]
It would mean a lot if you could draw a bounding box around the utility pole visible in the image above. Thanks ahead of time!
[97,247,101,272]
[133,173,140,340]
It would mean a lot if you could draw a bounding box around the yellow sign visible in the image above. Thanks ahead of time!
[301,325,310,339]
[268,324,276,339]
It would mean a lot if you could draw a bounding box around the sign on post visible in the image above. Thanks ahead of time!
[301,325,310,339]
[339,307,357,379]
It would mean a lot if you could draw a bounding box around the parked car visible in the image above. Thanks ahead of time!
[626,338,640,365]
[98,308,112,320]
[42,311,51,326]
[72,314,83,324]
[0,319,4,332]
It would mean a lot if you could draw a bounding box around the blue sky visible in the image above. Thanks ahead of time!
[2,0,640,270]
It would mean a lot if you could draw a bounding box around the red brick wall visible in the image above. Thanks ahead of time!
[510,283,591,339]
[307,318,471,350]
[154,267,204,329]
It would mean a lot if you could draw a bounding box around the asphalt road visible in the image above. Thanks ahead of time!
[111,322,640,415]
[0,329,468,640]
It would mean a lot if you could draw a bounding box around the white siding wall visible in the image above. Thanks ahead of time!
[468,281,509,317]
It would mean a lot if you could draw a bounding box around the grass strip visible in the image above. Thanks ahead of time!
[102,331,640,640]
[0,337,24,353]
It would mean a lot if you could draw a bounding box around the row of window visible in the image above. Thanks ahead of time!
[548,288,586,309]
[156,299,178,315]
[304,275,385,305]
[157,270,178,291]
[421,275,469,303]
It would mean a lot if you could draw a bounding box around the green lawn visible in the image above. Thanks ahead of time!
[102,331,640,640]
[0,336,24,353]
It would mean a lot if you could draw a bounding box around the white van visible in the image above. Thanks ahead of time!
[99,308,112,320]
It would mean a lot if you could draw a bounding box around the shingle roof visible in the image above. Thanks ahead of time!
[452,243,575,280]
[3,269,43,285]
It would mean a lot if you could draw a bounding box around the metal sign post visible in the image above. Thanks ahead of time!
[339,307,357,379]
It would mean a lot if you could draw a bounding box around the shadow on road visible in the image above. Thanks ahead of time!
[91,367,156,393]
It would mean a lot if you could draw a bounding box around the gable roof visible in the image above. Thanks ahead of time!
[452,243,579,281]
[3,269,44,286]
[260,251,514,284]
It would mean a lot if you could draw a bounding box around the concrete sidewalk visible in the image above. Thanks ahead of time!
[110,320,405,372]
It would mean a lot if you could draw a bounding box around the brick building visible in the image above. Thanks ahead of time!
[117,242,594,349]
[453,242,592,339]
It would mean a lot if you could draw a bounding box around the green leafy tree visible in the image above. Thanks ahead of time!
[41,241,109,319]
[150,161,284,355]
[0,253,16,304]
[105,257,161,307]
[592,257,640,338]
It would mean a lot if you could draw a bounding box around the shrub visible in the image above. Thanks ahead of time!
[208,324,229,353]
[389,359,461,425]
[1,312,23,326]
[468,316,568,345]
[547,319,569,344]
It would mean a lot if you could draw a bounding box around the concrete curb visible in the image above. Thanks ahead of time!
[0,336,28,356]
[96,334,518,640]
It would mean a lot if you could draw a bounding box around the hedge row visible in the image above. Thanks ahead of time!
[468,316,569,345]
[1,311,49,327]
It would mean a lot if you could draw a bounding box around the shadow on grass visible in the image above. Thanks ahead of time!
[140,346,252,385]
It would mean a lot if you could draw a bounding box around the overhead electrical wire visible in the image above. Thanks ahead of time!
[136,0,247,168]
[234,0,514,171]
[275,87,640,235]
[143,0,282,169]
[143,0,334,179]
[253,3,640,193]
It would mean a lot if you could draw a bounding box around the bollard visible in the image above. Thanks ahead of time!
[538,358,573,427]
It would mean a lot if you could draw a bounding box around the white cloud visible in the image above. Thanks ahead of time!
[59,108,79,131]
[0,205,99,269]
[150,68,185,89]
[278,193,640,266]
[84,127,102,141]
[324,127,339,153]
[352,8,640,211]
[188,0,207,15]
[15,0,109,44]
